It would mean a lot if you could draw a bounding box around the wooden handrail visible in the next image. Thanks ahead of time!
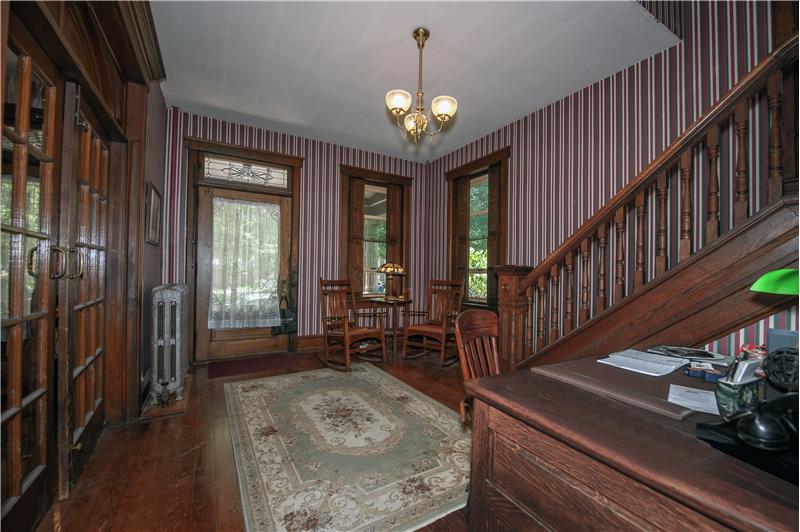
[519,33,799,295]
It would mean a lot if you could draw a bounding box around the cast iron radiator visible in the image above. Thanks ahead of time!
[150,283,189,405]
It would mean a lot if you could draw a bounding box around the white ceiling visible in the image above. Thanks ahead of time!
[151,1,678,162]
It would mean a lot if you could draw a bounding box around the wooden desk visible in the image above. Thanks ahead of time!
[465,364,798,531]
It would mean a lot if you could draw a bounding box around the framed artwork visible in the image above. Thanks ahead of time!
[145,182,162,246]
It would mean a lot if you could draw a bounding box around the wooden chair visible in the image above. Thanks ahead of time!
[319,279,386,371]
[455,309,501,423]
[401,280,464,366]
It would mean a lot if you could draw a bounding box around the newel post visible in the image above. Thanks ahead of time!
[493,266,533,373]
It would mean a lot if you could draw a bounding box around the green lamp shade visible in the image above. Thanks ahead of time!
[750,269,799,296]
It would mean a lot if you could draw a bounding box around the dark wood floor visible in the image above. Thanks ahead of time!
[36,353,468,532]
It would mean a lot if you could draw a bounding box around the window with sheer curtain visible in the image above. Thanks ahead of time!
[208,197,281,329]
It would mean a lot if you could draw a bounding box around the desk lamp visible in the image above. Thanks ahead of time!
[377,262,406,300]
[750,269,799,296]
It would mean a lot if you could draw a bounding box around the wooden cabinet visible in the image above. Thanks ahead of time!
[466,371,798,531]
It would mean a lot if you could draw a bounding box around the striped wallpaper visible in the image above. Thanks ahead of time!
[162,1,790,341]
[162,109,429,336]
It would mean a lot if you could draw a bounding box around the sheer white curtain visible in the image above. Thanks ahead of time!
[208,197,281,329]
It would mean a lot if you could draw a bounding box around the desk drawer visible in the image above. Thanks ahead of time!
[485,407,723,531]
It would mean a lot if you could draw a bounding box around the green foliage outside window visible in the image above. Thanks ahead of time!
[467,176,489,301]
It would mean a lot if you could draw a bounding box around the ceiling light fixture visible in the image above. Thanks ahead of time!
[385,27,458,143]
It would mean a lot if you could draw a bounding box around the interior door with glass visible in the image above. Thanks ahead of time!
[194,156,292,361]
[63,108,108,484]
[1,39,61,530]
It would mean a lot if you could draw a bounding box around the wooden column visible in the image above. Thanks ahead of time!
[768,72,784,204]
[706,128,720,244]
[495,266,532,373]
[579,239,590,324]
[595,224,607,315]
[549,265,560,342]
[614,208,625,302]
[734,102,749,226]
[634,191,645,290]
[536,276,547,351]
[679,150,693,261]
[655,173,668,276]
[564,253,575,334]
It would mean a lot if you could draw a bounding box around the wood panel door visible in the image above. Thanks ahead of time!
[1,33,62,530]
[59,101,109,485]
[194,186,291,360]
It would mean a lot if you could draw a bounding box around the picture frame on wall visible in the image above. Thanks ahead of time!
[145,182,162,246]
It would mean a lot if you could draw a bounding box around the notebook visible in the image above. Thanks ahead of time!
[597,349,689,377]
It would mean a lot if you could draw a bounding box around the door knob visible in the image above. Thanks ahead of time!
[72,442,83,452]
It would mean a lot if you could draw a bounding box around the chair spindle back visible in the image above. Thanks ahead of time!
[455,309,501,384]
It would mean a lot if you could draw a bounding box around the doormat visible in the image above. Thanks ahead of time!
[208,354,298,379]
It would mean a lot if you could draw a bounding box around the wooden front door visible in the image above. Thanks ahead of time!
[60,103,109,484]
[1,31,62,530]
[194,186,291,360]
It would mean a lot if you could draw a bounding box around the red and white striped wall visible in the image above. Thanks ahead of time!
[162,110,430,336]
[162,1,789,340]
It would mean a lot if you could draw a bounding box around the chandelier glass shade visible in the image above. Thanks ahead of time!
[385,27,457,143]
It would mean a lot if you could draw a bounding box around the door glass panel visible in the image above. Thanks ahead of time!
[1,150,10,226]
[20,403,40,481]
[208,197,281,329]
[203,156,288,189]
[21,319,41,399]
[3,48,18,131]
[1,327,8,411]
[1,422,8,503]
[29,72,47,149]
[23,237,42,315]
[1,233,10,319]
[25,161,41,232]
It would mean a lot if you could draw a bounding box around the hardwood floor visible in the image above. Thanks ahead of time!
[36,353,468,532]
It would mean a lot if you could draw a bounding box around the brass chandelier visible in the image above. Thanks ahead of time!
[385,27,458,143]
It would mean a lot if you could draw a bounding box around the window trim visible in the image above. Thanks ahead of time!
[446,147,510,307]
[339,165,411,299]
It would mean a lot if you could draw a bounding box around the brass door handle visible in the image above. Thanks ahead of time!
[50,246,67,279]
[26,245,38,277]
[72,442,83,452]
[68,247,85,279]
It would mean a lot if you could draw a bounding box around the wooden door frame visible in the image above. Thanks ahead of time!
[184,138,303,362]
[338,165,412,297]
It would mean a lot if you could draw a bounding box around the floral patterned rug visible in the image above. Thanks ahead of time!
[224,363,471,531]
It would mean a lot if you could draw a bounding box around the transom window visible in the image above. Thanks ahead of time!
[203,156,288,189]
[363,184,387,295]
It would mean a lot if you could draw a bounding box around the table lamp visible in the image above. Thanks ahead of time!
[377,262,406,299]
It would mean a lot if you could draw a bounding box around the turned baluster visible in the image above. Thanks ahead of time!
[536,276,547,351]
[614,208,626,302]
[679,150,693,261]
[634,191,645,290]
[734,101,749,226]
[655,173,668,276]
[595,224,607,315]
[706,127,720,244]
[549,265,560,342]
[579,239,590,324]
[564,253,575,334]
[768,72,784,204]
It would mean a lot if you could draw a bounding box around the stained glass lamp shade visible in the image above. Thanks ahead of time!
[377,262,406,298]
[750,269,799,296]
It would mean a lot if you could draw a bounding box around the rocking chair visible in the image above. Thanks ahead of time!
[319,279,386,371]
[401,279,464,366]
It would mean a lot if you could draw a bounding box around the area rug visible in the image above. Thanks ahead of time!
[224,363,471,531]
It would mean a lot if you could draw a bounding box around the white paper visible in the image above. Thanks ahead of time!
[667,384,720,415]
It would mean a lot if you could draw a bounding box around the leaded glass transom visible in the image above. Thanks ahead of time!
[203,156,289,189]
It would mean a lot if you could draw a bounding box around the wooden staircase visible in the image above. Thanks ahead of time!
[495,35,799,372]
